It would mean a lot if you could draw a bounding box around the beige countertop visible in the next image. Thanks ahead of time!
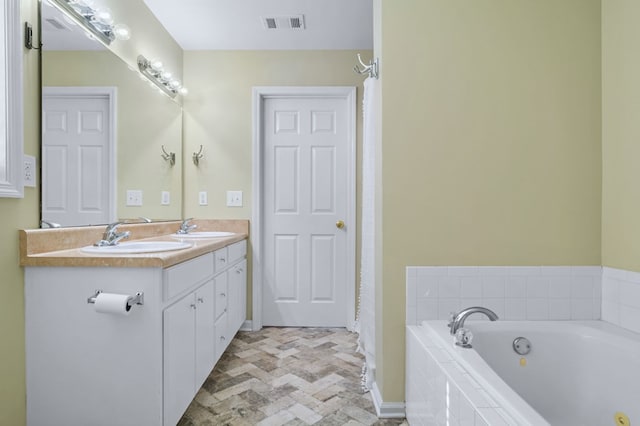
[20,219,249,268]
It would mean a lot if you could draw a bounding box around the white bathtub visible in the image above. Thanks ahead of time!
[406,320,640,425]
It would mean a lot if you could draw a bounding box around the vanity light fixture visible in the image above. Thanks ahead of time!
[137,55,188,99]
[46,0,131,46]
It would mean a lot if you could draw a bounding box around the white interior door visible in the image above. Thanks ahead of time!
[42,87,115,227]
[260,88,355,327]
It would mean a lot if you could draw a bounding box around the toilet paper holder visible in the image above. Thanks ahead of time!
[87,290,145,308]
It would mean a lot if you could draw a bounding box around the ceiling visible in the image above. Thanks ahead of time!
[41,0,106,50]
[142,0,373,50]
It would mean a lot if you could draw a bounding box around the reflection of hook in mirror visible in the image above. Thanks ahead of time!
[161,145,176,166]
[193,145,204,166]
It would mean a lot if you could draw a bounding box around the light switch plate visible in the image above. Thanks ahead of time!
[199,191,208,206]
[226,190,243,207]
[23,155,36,188]
[161,191,170,205]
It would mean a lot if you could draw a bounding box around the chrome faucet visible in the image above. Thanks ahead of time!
[449,306,499,335]
[177,218,197,234]
[94,222,130,247]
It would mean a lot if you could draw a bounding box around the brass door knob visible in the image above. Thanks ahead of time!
[336,220,345,229]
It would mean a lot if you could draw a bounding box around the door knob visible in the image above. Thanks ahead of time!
[336,220,345,229]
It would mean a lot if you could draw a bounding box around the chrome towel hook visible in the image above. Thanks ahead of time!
[161,145,175,166]
[193,145,204,166]
[353,53,379,79]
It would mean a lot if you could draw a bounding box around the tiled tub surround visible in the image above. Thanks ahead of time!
[406,266,602,325]
[602,267,640,334]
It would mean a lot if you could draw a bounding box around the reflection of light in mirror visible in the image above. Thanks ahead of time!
[137,55,187,99]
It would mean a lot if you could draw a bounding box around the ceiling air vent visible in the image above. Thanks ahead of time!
[261,15,306,30]
[44,17,71,31]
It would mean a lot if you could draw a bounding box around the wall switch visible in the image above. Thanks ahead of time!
[226,190,243,207]
[23,155,36,188]
[161,191,170,205]
[126,190,143,206]
[199,191,208,206]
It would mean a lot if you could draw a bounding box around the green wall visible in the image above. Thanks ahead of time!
[602,1,640,271]
[376,0,602,401]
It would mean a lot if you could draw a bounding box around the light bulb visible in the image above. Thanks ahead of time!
[160,71,172,82]
[169,79,182,89]
[149,59,164,73]
[113,24,131,41]
[92,7,113,25]
[179,87,189,96]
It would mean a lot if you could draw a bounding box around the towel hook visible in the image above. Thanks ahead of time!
[193,145,204,166]
[161,145,176,166]
[353,53,379,79]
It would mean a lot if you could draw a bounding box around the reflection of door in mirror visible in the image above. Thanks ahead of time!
[42,87,116,227]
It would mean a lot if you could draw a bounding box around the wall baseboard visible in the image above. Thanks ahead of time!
[371,382,406,419]
[240,320,253,332]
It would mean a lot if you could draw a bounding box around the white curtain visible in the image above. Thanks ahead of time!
[356,76,377,392]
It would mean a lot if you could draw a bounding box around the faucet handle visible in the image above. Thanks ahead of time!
[178,218,197,234]
[454,328,473,348]
[105,221,124,232]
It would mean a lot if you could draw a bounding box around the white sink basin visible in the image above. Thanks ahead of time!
[172,231,236,239]
[81,241,193,254]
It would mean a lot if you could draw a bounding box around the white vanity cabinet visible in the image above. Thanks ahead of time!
[24,238,247,426]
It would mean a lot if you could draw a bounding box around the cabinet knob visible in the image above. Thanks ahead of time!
[220,293,226,297]
[220,257,226,263]
[220,336,226,341]
[189,303,196,310]
[197,297,204,303]
[236,268,243,274]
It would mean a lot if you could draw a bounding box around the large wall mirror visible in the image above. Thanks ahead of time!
[40,0,183,227]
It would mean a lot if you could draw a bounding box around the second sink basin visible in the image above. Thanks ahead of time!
[172,231,236,239]
[81,241,193,254]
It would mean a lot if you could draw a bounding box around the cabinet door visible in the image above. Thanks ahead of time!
[163,294,196,426]
[228,260,247,333]
[195,280,215,389]
[214,272,228,321]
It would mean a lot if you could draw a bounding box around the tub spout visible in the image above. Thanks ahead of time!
[449,306,499,335]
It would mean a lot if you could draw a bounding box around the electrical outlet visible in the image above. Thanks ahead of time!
[199,191,208,206]
[226,190,243,207]
[161,191,170,205]
[23,155,36,188]
[126,190,143,206]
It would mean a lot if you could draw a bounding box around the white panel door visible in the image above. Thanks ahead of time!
[42,89,113,226]
[262,95,350,327]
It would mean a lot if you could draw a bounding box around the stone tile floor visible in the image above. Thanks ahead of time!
[178,327,408,426]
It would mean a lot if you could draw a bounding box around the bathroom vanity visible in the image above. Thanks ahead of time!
[20,220,248,426]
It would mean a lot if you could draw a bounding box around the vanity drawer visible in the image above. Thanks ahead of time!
[163,253,214,301]
[227,240,247,265]
[214,273,228,320]
[214,247,228,273]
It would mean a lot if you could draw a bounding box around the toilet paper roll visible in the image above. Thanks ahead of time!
[94,293,132,315]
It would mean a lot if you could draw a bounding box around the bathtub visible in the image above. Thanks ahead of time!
[406,320,640,425]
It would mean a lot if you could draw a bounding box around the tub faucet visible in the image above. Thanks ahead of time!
[449,306,499,335]
[94,222,130,247]
[177,218,197,234]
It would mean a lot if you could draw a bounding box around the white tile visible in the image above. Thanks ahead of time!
[602,276,621,302]
[481,298,505,319]
[439,276,461,298]
[526,277,549,298]
[461,276,483,298]
[505,299,527,320]
[526,298,549,320]
[549,299,571,320]
[417,276,439,299]
[438,299,461,320]
[571,276,594,299]
[457,380,493,408]
[505,277,527,298]
[417,299,438,322]
[495,408,519,425]
[592,298,601,319]
[572,266,602,276]
[541,266,572,276]
[418,266,448,276]
[474,411,490,426]
[620,305,640,334]
[601,300,620,325]
[571,299,594,320]
[406,267,418,278]
[548,276,571,298]
[458,395,475,426]
[620,281,640,309]
[406,308,417,326]
[508,266,541,276]
[626,270,640,284]
[448,266,479,276]
[482,277,505,298]
[478,267,509,276]
[407,276,417,307]
[476,408,509,426]
[603,267,628,280]
[460,298,483,310]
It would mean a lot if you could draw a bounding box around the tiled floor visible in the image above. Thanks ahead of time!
[178,327,407,426]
